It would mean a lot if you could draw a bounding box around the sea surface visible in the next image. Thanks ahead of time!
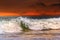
[0,16,60,40]
[0,16,60,19]
[0,30,60,40]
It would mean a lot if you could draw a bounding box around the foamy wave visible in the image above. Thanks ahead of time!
[19,17,60,30]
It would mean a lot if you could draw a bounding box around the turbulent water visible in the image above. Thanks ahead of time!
[20,16,60,30]
[0,16,22,34]
[0,16,60,40]
[0,16,60,34]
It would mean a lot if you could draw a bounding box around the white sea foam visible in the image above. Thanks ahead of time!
[0,19,22,34]
[19,17,60,30]
[0,16,60,34]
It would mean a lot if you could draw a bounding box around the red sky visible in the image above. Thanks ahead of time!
[0,0,60,16]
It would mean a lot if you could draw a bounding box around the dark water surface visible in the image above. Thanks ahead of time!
[23,16,60,19]
[0,16,60,19]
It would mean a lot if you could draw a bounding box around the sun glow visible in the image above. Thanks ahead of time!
[0,12,20,16]
[0,12,40,16]
[0,11,60,16]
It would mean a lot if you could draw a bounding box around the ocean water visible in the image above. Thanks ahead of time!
[0,16,60,40]
[0,16,18,20]
[0,16,60,19]
[0,16,22,34]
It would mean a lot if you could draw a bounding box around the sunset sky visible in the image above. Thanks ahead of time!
[0,0,60,16]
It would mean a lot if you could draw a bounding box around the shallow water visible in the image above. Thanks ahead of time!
[0,30,60,40]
